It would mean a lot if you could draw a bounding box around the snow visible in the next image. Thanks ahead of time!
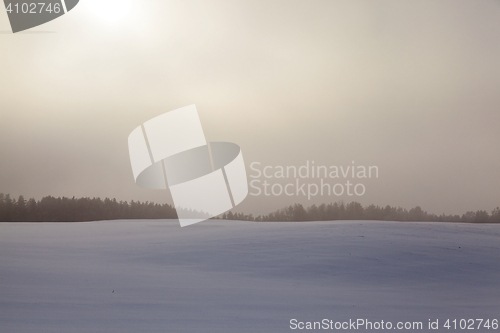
[1,220,499,332]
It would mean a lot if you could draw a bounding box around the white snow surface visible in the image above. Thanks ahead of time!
[1,220,499,332]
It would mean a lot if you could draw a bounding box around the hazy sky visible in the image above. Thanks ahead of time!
[1,0,499,216]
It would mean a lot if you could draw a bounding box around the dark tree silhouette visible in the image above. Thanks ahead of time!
[0,193,177,222]
[223,202,498,223]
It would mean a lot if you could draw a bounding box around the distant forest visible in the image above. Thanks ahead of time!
[0,193,498,223]
[0,193,177,222]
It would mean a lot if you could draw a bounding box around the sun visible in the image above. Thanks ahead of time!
[83,0,134,25]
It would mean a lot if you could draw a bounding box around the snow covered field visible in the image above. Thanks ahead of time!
[1,220,499,332]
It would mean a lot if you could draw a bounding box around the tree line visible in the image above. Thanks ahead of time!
[221,202,500,223]
[0,193,177,222]
[0,193,498,223]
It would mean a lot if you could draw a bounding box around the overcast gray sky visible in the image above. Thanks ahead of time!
[0,0,499,216]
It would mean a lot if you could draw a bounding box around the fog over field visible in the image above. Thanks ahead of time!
[1,1,500,332]
[1,0,500,215]
[1,220,499,332]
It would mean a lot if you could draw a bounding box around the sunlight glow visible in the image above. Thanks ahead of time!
[84,0,133,25]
